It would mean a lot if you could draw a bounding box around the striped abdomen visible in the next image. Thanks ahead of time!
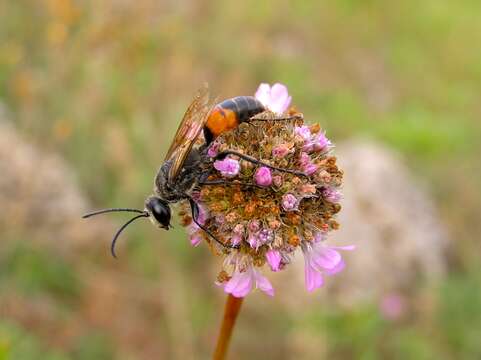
[204,96,265,144]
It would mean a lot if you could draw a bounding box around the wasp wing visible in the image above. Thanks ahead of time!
[165,85,213,182]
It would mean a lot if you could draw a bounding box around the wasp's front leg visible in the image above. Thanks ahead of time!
[188,197,239,249]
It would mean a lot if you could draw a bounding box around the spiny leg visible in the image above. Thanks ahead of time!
[216,150,308,178]
[188,197,239,249]
[199,178,265,189]
[248,113,303,123]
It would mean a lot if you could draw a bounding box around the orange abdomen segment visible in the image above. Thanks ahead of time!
[205,107,240,138]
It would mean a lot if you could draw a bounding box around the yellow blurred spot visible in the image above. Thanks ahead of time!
[11,70,34,102]
[45,0,80,25]
[47,22,68,46]
[53,119,73,142]
[0,43,24,66]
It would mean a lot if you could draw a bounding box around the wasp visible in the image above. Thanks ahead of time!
[83,86,303,257]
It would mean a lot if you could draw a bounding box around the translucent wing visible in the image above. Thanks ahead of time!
[165,85,213,182]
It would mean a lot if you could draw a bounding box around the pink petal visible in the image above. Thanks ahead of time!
[331,245,356,251]
[314,232,327,243]
[196,203,209,225]
[254,270,274,296]
[266,249,282,272]
[224,273,242,293]
[224,270,253,298]
[311,247,342,270]
[304,258,324,292]
[255,83,271,106]
[269,83,291,114]
[231,272,254,297]
[190,233,202,247]
[325,259,345,276]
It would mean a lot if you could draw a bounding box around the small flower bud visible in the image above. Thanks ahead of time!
[282,193,298,211]
[254,166,273,187]
[214,158,240,177]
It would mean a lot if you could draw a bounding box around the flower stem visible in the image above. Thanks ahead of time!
[213,294,244,360]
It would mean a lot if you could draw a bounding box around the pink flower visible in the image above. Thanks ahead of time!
[322,187,342,203]
[266,249,282,272]
[186,202,210,247]
[313,132,331,152]
[302,242,355,292]
[272,175,283,187]
[207,141,221,158]
[282,193,298,211]
[299,152,311,166]
[299,152,319,175]
[247,233,260,249]
[196,203,209,225]
[254,166,272,187]
[233,223,245,235]
[224,264,274,297]
[255,83,292,114]
[248,220,261,233]
[190,233,202,247]
[215,214,226,225]
[295,126,311,141]
[300,184,317,195]
[296,130,331,153]
[258,228,274,245]
[214,158,240,177]
[231,233,242,246]
[272,144,290,158]
[303,163,319,175]
[187,223,202,246]
[313,231,327,243]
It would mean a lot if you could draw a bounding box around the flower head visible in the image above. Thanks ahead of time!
[255,83,292,114]
[180,83,351,297]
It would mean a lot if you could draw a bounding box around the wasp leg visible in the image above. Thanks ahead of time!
[199,178,265,189]
[248,112,303,122]
[188,197,239,249]
[215,150,308,178]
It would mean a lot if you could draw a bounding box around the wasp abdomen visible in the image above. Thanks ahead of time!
[218,96,265,122]
[204,96,265,144]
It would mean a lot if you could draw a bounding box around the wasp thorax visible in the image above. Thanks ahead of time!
[145,196,171,229]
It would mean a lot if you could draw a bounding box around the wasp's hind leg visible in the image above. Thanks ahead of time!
[247,112,303,123]
[188,197,239,249]
[215,150,308,178]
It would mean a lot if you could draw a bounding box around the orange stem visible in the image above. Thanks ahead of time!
[212,294,244,360]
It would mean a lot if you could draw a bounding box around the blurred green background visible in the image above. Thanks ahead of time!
[1,0,481,359]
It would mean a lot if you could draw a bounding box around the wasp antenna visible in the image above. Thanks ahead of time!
[110,213,149,259]
[82,208,145,219]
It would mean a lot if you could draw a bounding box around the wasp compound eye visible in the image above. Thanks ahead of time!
[146,197,171,229]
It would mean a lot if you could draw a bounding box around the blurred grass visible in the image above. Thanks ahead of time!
[1,0,481,359]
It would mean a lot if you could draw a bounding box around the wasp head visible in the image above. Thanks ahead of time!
[145,196,171,230]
